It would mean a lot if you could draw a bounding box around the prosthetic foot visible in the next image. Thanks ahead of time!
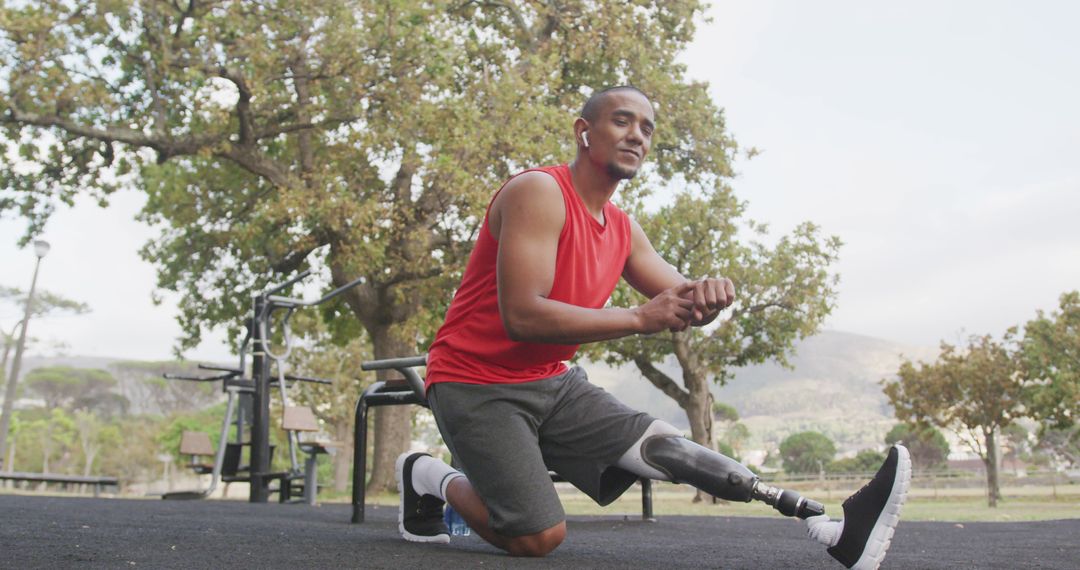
[641,435,825,519]
[824,445,911,569]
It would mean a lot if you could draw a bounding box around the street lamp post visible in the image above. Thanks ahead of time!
[0,239,50,471]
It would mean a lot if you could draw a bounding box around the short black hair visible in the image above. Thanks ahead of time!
[580,86,651,122]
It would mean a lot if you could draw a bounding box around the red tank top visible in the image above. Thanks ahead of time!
[425,164,632,389]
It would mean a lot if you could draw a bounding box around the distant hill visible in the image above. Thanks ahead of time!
[14,330,937,450]
[584,330,938,455]
[18,355,226,416]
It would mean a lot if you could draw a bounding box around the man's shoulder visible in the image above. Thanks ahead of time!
[498,168,564,205]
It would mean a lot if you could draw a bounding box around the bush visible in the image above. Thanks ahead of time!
[828,449,886,474]
[780,431,836,474]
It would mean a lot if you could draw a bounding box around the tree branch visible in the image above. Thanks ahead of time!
[4,106,226,162]
[218,66,254,147]
[214,146,295,188]
[633,356,690,408]
[730,299,794,321]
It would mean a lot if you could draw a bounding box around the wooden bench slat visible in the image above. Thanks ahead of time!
[282,406,320,432]
[179,431,215,456]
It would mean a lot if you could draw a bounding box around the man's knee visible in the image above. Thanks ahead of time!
[504,521,566,557]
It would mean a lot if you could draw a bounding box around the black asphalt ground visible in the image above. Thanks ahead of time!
[1,494,1078,569]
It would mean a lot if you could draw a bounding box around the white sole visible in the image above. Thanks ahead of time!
[851,445,911,570]
[396,452,450,544]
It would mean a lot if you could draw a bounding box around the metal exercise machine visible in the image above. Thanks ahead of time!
[165,269,363,503]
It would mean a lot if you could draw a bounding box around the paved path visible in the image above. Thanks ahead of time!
[1,494,1077,568]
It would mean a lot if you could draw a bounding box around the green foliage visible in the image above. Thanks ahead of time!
[1033,424,1080,468]
[715,440,739,462]
[157,403,230,465]
[24,366,130,417]
[16,407,78,472]
[885,423,949,470]
[1019,291,1080,430]
[779,431,836,475]
[712,401,739,423]
[718,421,751,459]
[828,449,885,474]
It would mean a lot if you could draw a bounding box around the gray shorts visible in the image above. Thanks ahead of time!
[427,366,655,537]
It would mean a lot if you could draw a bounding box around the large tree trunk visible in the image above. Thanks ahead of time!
[983,428,1001,507]
[365,325,414,494]
[332,418,353,493]
[684,375,714,504]
[674,332,716,503]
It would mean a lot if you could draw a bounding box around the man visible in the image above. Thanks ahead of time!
[396,86,909,569]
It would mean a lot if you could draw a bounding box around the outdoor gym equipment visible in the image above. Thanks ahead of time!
[247,269,366,502]
[162,317,332,502]
[165,269,363,503]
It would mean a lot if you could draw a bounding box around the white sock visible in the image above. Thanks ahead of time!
[411,455,464,501]
[805,514,844,547]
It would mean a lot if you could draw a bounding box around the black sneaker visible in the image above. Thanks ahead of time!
[827,445,911,569]
[396,452,450,544]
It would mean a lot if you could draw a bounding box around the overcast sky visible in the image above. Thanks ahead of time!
[2,1,1078,363]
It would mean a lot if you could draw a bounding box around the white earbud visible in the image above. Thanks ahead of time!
[582,132,590,148]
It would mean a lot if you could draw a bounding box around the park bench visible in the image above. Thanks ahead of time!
[179,431,215,474]
[282,405,341,505]
[0,471,119,497]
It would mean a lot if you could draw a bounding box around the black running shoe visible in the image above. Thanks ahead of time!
[827,445,911,569]
[396,452,450,544]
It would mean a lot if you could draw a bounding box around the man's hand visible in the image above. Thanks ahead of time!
[633,281,698,334]
[685,277,735,327]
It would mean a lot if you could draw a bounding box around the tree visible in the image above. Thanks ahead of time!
[1,287,90,371]
[712,401,739,423]
[73,410,121,478]
[586,185,841,454]
[24,366,130,417]
[884,422,949,471]
[2,0,734,492]
[0,285,89,469]
[779,431,835,475]
[1019,291,1080,430]
[110,361,222,416]
[883,334,1025,507]
[18,407,78,474]
[1033,424,1080,468]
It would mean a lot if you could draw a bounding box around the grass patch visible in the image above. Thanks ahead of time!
[357,482,1080,523]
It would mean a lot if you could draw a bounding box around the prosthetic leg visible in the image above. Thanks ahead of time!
[636,433,825,519]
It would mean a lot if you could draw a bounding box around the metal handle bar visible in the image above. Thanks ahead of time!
[278,373,333,385]
[360,355,427,399]
[267,274,366,309]
[360,355,427,371]
[198,364,242,374]
[162,372,234,382]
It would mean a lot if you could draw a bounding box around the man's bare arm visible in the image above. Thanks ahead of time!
[492,174,695,344]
